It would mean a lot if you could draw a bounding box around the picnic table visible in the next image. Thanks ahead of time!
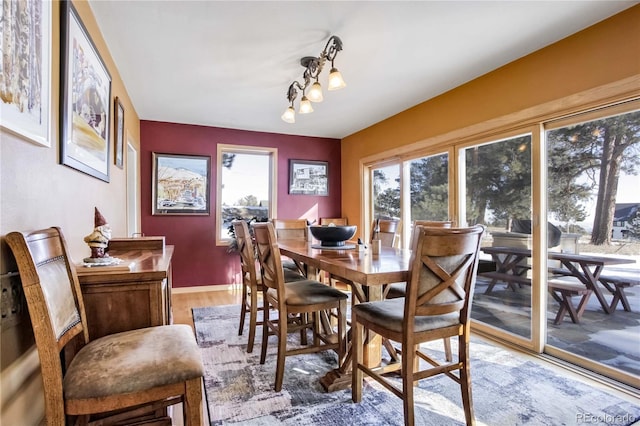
[480,246,637,322]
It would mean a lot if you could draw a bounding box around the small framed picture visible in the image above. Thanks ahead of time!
[114,97,124,169]
[289,160,329,196]
[152,153,211,215]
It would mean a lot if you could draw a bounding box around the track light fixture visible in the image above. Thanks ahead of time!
[281,35,346,124]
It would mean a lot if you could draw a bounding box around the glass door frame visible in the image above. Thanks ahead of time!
[453,125,546,353]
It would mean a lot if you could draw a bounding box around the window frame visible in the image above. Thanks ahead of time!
[215,144,278,246]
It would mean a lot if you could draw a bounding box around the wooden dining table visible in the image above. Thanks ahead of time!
[481,246,636,314]
[277,239,412,391]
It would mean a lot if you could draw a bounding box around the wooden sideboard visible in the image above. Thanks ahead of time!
[75,237,173,340]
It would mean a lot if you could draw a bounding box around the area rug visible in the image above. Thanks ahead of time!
[193,305,640,425]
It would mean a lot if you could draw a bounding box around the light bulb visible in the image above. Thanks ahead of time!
[328,67,346,91]
[281,106,295,123]
[299,96,313,114]
[308,81,323,102]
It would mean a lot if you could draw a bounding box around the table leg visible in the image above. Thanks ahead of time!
[561,261,611,314]
[319,281,384,392]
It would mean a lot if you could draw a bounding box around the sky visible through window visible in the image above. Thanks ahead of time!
[221,153,270,205]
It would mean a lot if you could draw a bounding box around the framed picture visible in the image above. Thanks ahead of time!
[59,0,112,182]
[289,160,329,196]
[0,0,52,147]
[152,153,211,215]
[114,97,124,169]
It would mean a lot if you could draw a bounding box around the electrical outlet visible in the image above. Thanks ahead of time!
[1,272,26,330]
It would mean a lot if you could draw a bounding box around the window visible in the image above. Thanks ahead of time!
[216,144,277,244]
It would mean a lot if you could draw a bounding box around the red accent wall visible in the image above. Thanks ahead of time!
[140,120,341,287]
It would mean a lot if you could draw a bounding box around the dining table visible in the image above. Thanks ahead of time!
[480,246,636,314]
[277,239,412,391]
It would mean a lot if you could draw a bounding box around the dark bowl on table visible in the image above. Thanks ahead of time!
[309,225,357,247]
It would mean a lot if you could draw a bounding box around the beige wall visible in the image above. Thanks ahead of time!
[0,1,140,422]
[341,5,640,236]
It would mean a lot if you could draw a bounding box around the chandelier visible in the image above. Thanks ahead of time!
[281,35,347,123]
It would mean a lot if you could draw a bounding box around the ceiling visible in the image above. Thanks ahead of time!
[88,1,636,140]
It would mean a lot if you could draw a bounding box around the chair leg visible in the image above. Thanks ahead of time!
[238,284,248,336]
[260,298,270,365]
[459,336,475,426]
[183,377,203,426]
[274,309,288,391]
[402,341,416,426]
[351,314,363,403]
[443,337,452,362]
[247,286,258,353]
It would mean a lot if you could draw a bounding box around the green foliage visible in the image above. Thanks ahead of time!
[465,136,532,227]
[409,155,449,220]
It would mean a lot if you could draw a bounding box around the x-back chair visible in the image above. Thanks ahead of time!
[253,222,348,391]
[352,225,485,426]
[233,220,306,353]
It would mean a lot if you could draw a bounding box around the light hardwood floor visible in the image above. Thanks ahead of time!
[172,286,242,329]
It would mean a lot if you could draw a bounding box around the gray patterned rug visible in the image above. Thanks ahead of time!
[193,305,640,425]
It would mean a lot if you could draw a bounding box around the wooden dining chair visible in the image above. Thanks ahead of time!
[253,222,348,392]
[352,225,485,426]
[383,220,454,362]
[319,217,348,226]
[5,227,204,425]
[372,218,402,248]
[233,220,306,353]
[271,218,309,277]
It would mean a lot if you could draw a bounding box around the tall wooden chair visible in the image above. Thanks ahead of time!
[5,227,203,425]
[384,220,454,362]
[233,220,306,353]
[271,218,309,276]
[253,222,348,392]
[372,218,402,248]
[352,225,485,426]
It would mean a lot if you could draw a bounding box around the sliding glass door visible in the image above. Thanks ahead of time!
[544,103,640,384]
[461,134,534,340]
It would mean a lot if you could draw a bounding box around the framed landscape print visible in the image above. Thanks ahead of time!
[152,153,211,215]
[59,0,112,182]
[114,97,124,169]
[0,0,52,147]
[289,160,329,196]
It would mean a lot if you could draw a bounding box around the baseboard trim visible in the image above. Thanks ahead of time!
[172,284,241,294]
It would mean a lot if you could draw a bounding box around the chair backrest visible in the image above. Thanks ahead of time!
[271,219,308,241]
[232,220,259,289]
[371,218,402,247]
[319,217,348,226]
[253,223,286,309]
[5,227,90,417]
[405,225,485,329]
[413,220,453,228]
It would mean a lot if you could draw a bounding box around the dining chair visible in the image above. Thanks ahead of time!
[351,224,485,426]
[271,218,309,277]
[383,220,454,362]
[253,222,348,392]
[372,218,402,248]
[5,227,204,425]
[233,220,306,353]
[319,217,348,226]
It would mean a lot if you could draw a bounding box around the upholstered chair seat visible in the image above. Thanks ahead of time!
[64,325,203,401]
